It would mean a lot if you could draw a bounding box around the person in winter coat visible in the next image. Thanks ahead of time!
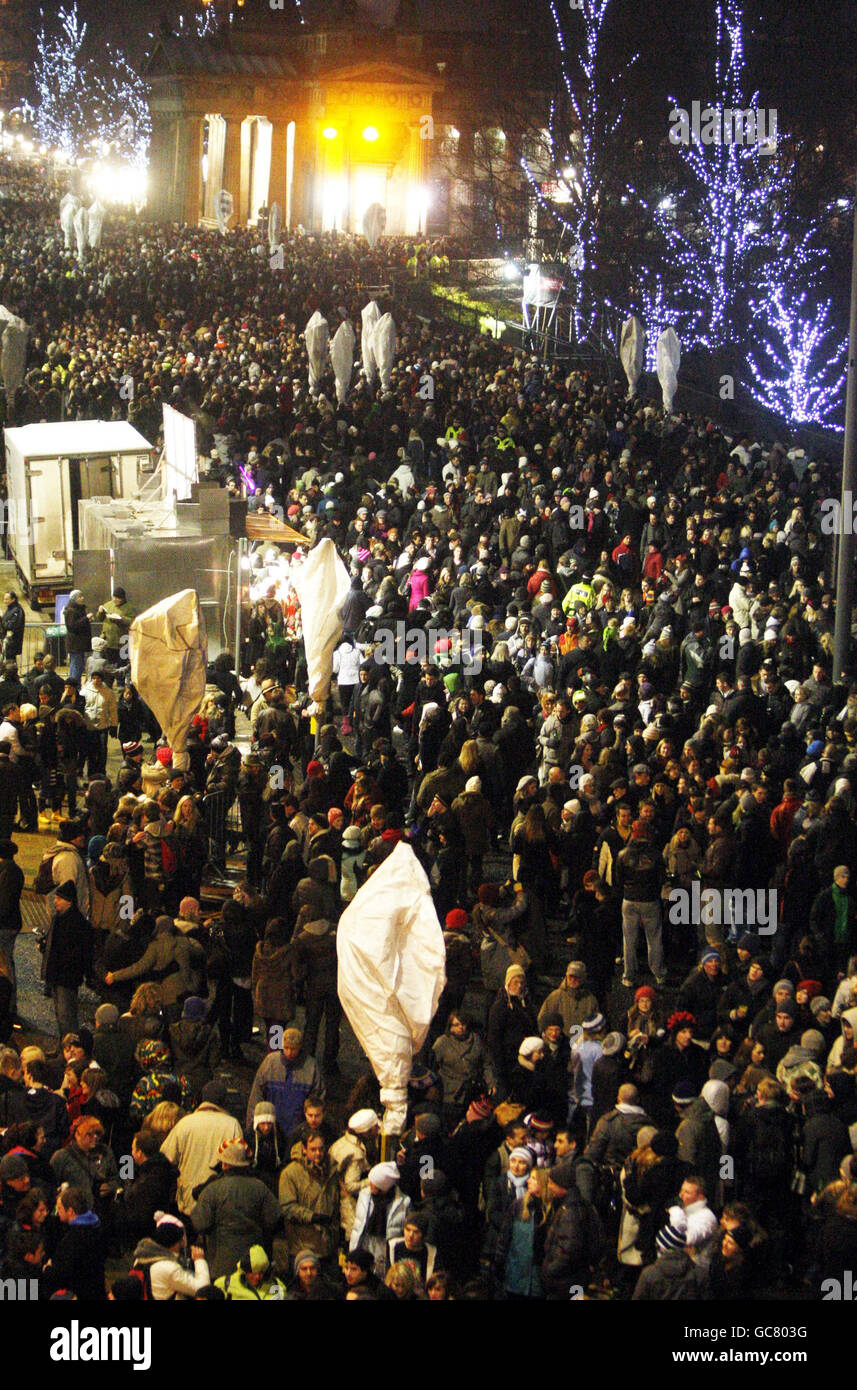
[131,1211,210,1300]
[6,1058,69,1155]
[0,838,22,1019]
[451,777,495,898]
[114,1128,178,1245]
[190,1137,281,1281]
[540,1157,603,1299]
[251,919,295,1039]
[168,996,221,1102]
[537,961,600,1036]
[584,1084,653,1181]
[432,1013,496,1128]
[106,915,205,1022]
[50,1114,120,1212]
[292,915,341,1074]
[160,1082,243,1215]
[42,879,94,1039]
[349,1161,411,1279]
[42,1185,106,1301]
[243,1100,288,1195]
[646,1012,707,1127]
[329,1108,380,1241]
[676,1080,730,1208]
[632,1207,704,1300]
[95,588,136,665]
[487,964,539,1097]
[483,1143,534,1263]
[676,951,726,1042]
[245,1028,323,1137]
[826,1007,857,1073]
[129,1039,190,1128]
[215,1244,288,1300]
[810,865,857,978]
[799,1089,850,1197]
[277,1132,340,1265]
[492,1163,552,1298]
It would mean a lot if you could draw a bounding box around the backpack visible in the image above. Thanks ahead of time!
[160,839,177,880]
[34,851,58,895]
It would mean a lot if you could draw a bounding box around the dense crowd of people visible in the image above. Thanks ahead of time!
[0,157,855,1302]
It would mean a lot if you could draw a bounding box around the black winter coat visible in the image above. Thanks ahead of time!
[541,1187,602,1299]
[43,903,94,989]
[487,992,539,1093]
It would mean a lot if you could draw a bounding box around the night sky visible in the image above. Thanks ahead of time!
[42,0,857,166]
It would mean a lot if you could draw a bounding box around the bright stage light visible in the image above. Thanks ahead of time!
[322,126,338,140]
[503,260,520,281]
[362,125,379,142]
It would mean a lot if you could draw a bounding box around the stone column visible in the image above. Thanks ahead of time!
[222,116,242,218]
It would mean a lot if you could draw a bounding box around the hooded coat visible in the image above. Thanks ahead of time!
[190,1169,282,1280]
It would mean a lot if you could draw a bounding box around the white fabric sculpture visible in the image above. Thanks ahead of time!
[371,312,397,393]
[86,200,105,250]
[73,206,88,263]
[0,306,29,398]
[361,300,380,385]
[329,320,356,405]
[291,537,351,703]
[304,310,329,395]
[362,201,386,251]
[337,841,446,1134]
[620,315,645,399]
[60,194,80,250]
[129,590,207,773]
[267,201,282,253]
[656,327,681,414]
[216,189,234,236]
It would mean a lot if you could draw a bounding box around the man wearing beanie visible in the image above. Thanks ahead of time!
[537,961,599,1036]
[540,1146,603,1299]
[168,996,221,1102]
[160,1082,243,1215]
[754,996,798,1070]
[676,950,725,1041]
[91,1001,136,1106]
[63,590,92,685]
[632,1205,703,1300]
[42,878,93,1039]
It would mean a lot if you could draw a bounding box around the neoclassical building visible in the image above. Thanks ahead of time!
[145,0,551,237]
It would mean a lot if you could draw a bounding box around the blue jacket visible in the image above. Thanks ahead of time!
[245,1050,323,1134]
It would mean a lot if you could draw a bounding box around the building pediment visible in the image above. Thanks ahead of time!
[320,59,440,89]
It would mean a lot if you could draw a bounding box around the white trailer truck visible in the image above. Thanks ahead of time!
[3,420,154,609]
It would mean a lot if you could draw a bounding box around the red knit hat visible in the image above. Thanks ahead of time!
[445,908,469,931]
[381,828,403,844]
[306,760,324,778]
[798,979,823,1000]
[635,985,656,1003]
[328,808,343,827]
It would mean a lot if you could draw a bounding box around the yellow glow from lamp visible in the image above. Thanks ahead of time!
[322,126,338,140]
[362,125,379,142]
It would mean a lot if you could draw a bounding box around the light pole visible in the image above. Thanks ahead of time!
[832,190,857,684]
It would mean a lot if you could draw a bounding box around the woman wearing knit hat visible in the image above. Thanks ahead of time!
[491,1163,552,1301]
[349,1162,410,1279]
[487,963,539,1101]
